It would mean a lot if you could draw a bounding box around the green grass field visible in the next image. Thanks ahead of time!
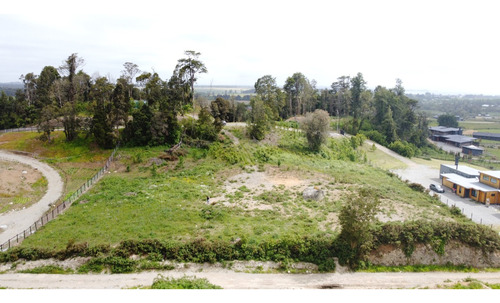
[10,128,467,251]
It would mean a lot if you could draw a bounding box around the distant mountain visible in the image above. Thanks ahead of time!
[0,82,23,96]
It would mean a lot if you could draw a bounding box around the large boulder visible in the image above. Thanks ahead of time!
[302,187,324,201]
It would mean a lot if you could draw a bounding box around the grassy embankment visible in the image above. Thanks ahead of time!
[6,127,469,251]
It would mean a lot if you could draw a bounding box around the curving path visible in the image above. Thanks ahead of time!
[0,150,64,245]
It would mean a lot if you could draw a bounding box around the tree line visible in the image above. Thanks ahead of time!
[1,52,429,156]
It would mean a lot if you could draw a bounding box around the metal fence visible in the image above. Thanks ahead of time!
[0,144,119,251]
[0,127,38,133]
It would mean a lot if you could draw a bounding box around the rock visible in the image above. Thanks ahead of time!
[302,187,324,201]
[0,225,7,232]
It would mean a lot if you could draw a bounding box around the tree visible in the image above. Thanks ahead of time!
[210,97,232,131]
[110,82,131,129]
[437,114,459,128]
[248,96,271,140]
[331,76,351,118]
[37,66,60,109]
[37,104,59,142]
[89,77,115,148]
[121,62,140,97]
[20,73,38,107]
[58,53,85,141]
[174,50,207,106]
[337,189,380,269]
[301,109,330,152]
[283,72,313,117]
[254,75,285,119]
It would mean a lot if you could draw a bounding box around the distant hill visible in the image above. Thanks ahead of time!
[0,82,23,96]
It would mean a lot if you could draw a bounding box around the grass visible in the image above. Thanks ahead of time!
[0,131,112,202]
[15,128,469,251]
[150,275,222,289]
[361,142,408,170]
[18,265,74,274]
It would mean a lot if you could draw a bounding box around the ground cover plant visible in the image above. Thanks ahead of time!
[1,127,497,271]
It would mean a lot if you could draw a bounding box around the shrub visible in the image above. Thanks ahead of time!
[389,140,417,158]
[151,275,222,289]
[301,109,330,152]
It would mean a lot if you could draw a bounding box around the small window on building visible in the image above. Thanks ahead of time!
[492,178,497,184]
[471,190,477,197]
[459,187,462,194]
[483,175,490,181]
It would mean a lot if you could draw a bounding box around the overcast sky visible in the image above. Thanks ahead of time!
[2,0,499,95]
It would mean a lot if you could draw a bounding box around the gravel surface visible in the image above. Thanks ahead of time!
[1,267,500,289]
[0,150,64,245]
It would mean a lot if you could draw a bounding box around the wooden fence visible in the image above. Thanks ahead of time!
[0,144,119,251]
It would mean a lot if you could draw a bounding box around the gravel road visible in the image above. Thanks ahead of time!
[1,267,500,289]
[0,150,64,245]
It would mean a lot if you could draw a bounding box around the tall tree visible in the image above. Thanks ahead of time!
[248,96,271,140]
[37,66,60,109]
[89,77,115,148]
[350,72,367,120]
[121,62,140,98]
[19,73,38,107]
[254,75,285,119]
[283,72,312,117]
[58,53,85,141]
[331,76,351,118]
[174,50,207,106]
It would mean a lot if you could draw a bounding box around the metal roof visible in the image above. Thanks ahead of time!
[462,145,484,151]
[429,126,460,132]
[443,135,476,144]
[473,132,500,138]
[480,171,500,179]
[441,173,499,192]
[441,164,480,177]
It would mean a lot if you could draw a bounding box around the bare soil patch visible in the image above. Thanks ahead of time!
[0,160,45,213]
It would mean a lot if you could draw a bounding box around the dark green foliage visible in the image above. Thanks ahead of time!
[19,265,73,274]
[248,96,272,140]
[151,275,222,289]
[301,109,331,152]
[337,189,381,269]
[408,182,426,192]
[389,140,417,158]
[360,130,387,146]
[78,256,136,273]
[372,221,500,257]
[122,103,153,146]
[210,97,233,131]
[437,114,459,128]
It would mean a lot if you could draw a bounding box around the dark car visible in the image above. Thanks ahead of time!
[430,184,445,193]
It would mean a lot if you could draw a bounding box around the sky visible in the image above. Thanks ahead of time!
[1,0,500,95]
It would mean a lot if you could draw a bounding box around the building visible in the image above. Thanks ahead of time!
[429,126,477,147]
[440,164,500,204]
[462,145,484,156]
[473,132,500,141]
[429,126,462,141]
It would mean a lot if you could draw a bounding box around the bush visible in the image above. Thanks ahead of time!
[389,140,417,158]
[360,130,387,146]
[151,275,222,289]
[301,109,330,152]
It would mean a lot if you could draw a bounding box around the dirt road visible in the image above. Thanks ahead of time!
[0,150,63,245]
[1,266,500,289]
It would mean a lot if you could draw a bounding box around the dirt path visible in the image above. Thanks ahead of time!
[1,267,500,289]
[0,150,63,245]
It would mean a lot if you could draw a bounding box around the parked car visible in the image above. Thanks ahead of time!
[429,184,445,193]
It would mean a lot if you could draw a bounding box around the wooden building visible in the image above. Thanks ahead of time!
[440,168,500,204]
